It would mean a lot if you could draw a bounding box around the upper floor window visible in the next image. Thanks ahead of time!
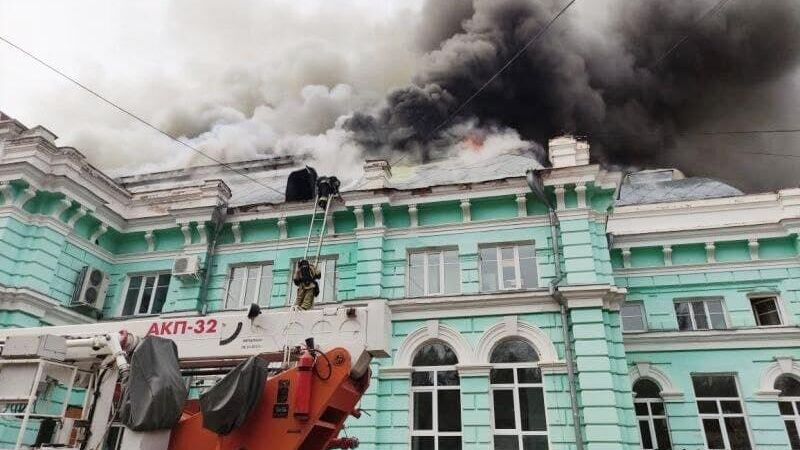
[411,342,461,450]
[674,298,727,331]
[621,303,646,333]
[480,243,537,292]
[408,249,460,297]
[750,296,782,327]
[777,375,800,450]
[288,257,337,305]
[633,379,672,450]
[490,339,547,450]
[121,273,171,316]
[225,263,273,309]
[692,374,752,450]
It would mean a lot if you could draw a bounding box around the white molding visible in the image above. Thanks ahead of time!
[394,323,475,366]
[52,198,72,220]
[14,186,36,207]
[614,258,800,277]
[0,286,96,325]
[89,223,108,243]
[754,357,800,400]
[378,366,412,379]
[388,290,560,321]
[456,364,492,377]
[474,316,561,365]
[624,327,800,352]
[0,183,12,204]
[67,206,89,227]
[629,362,684,402]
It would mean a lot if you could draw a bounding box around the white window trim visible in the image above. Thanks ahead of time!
[674,297,728,331]
[621,302,648,333]
[287,257,337,305]
[693,374,754,450]
[779,391,800,449]
[409,365,462,449]
[407,248,461,297]
[748,294,787,328]
[479,242,538,292]
[489,360,550,449]
[633,388,670,450]
[223,262,274,310]
[118,272,171,316]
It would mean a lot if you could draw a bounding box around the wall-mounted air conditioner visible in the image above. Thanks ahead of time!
[71,266,109,311]
[172,255,201,278]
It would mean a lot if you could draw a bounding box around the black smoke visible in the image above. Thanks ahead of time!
[345,0,800,184]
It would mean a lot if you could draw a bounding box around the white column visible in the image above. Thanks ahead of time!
[67,206,89,228]
[662,245,673,266]
[180,223,192,246]
[353,206,365,229]
[89,224,108,244]
[52,198,73,220]
[516,193,528,217]
[144,231,155,252]
[705,242,716,263]
[554,185,566,210]
[231,223,242,243]
[372,204,384,228]
[460,198,471,223]
[622,247,632,268]
[575,182,587,208]
[748,238,760,261]
[197,223,208,245]
[408,204,418,228]
[277,217,288,239]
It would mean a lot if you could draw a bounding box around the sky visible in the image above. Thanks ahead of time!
[0,0,798,191]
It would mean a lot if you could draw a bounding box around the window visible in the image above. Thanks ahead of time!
[287,257,337,305]
[104,424,125,450]
[621,303,646,332]
[408,249,460,297]
[674,298,726,331]
[750,296,782,326]
[489,339,548,450]
[225,263,273,309]
[480,243,537,292]
[411,342,462,450]
[121,273,171,316]
[777,376,800,450]
[633,379,672,450]
[692,375,752,449]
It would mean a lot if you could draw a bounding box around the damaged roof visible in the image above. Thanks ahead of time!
[616,169,743,206]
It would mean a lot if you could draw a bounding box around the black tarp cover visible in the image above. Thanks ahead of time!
[119,336,188,431]
[199,356,270,435]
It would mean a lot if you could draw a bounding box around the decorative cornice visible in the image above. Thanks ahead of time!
[615,257,800,278]
[378,366,412,379]
[0,285,96,325]
[754,357,800,400]
[624,327,800,352]
[456,364,492,377]
[629,362,684,402]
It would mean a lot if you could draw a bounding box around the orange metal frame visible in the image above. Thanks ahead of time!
[169,347,369,450]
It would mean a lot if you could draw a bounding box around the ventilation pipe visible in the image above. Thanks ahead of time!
[526,169,584,450]
[197,204,228,315]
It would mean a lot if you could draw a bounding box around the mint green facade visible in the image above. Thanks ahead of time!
[1,118,799,450]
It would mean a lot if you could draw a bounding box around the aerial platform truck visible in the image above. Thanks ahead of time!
[0,169,387,450]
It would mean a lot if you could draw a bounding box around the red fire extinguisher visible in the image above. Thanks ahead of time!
[294,348,315,421]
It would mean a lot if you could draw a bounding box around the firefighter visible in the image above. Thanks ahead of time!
[293,259,321,310]
[316,176,341,210]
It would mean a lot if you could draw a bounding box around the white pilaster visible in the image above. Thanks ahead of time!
[278,217,288,239]
[622,248,632,268]
[575,182,587,208]
[326,213,336,235]
[144,231,155,252]
[662,245,673,266]
[408,204,418,228]
[554,185,566,210]
[372,204,384,228]
[231,223,242,244]
[197,223,208,245]
[516,193,528,217]
[180,223,192,246]
[749,238,760,261]
[705,242,716,263]
[354,206,365,229]
[460,198,471,223]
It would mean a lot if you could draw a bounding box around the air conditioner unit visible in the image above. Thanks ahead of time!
[71,266,109,311]
[172,255,201,278]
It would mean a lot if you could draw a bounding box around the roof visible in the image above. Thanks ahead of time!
[616,169,744,206]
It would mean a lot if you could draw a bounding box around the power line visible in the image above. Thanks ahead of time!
[391,0,579,166]
[651,0,732,68]
[0,35,284,196]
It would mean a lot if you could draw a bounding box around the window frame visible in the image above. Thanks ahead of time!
[748,294,785,327]
[286,256,338,306]
[692,373,753,450]
[478,242,538,292]
[777,376,800,450]
[489,341,550,450]
[632,380,672,450]
[409,343,462,450]
[621,302,647,333]
[674,297,728,331]
[118,272,172,317]
[223,262,274,310]
[406,247,461,298]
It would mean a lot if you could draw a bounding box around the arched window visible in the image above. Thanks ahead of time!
[777,375,800,449]
[489,339,547,449]
[633,379,672,450]
[411,342,461,450]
